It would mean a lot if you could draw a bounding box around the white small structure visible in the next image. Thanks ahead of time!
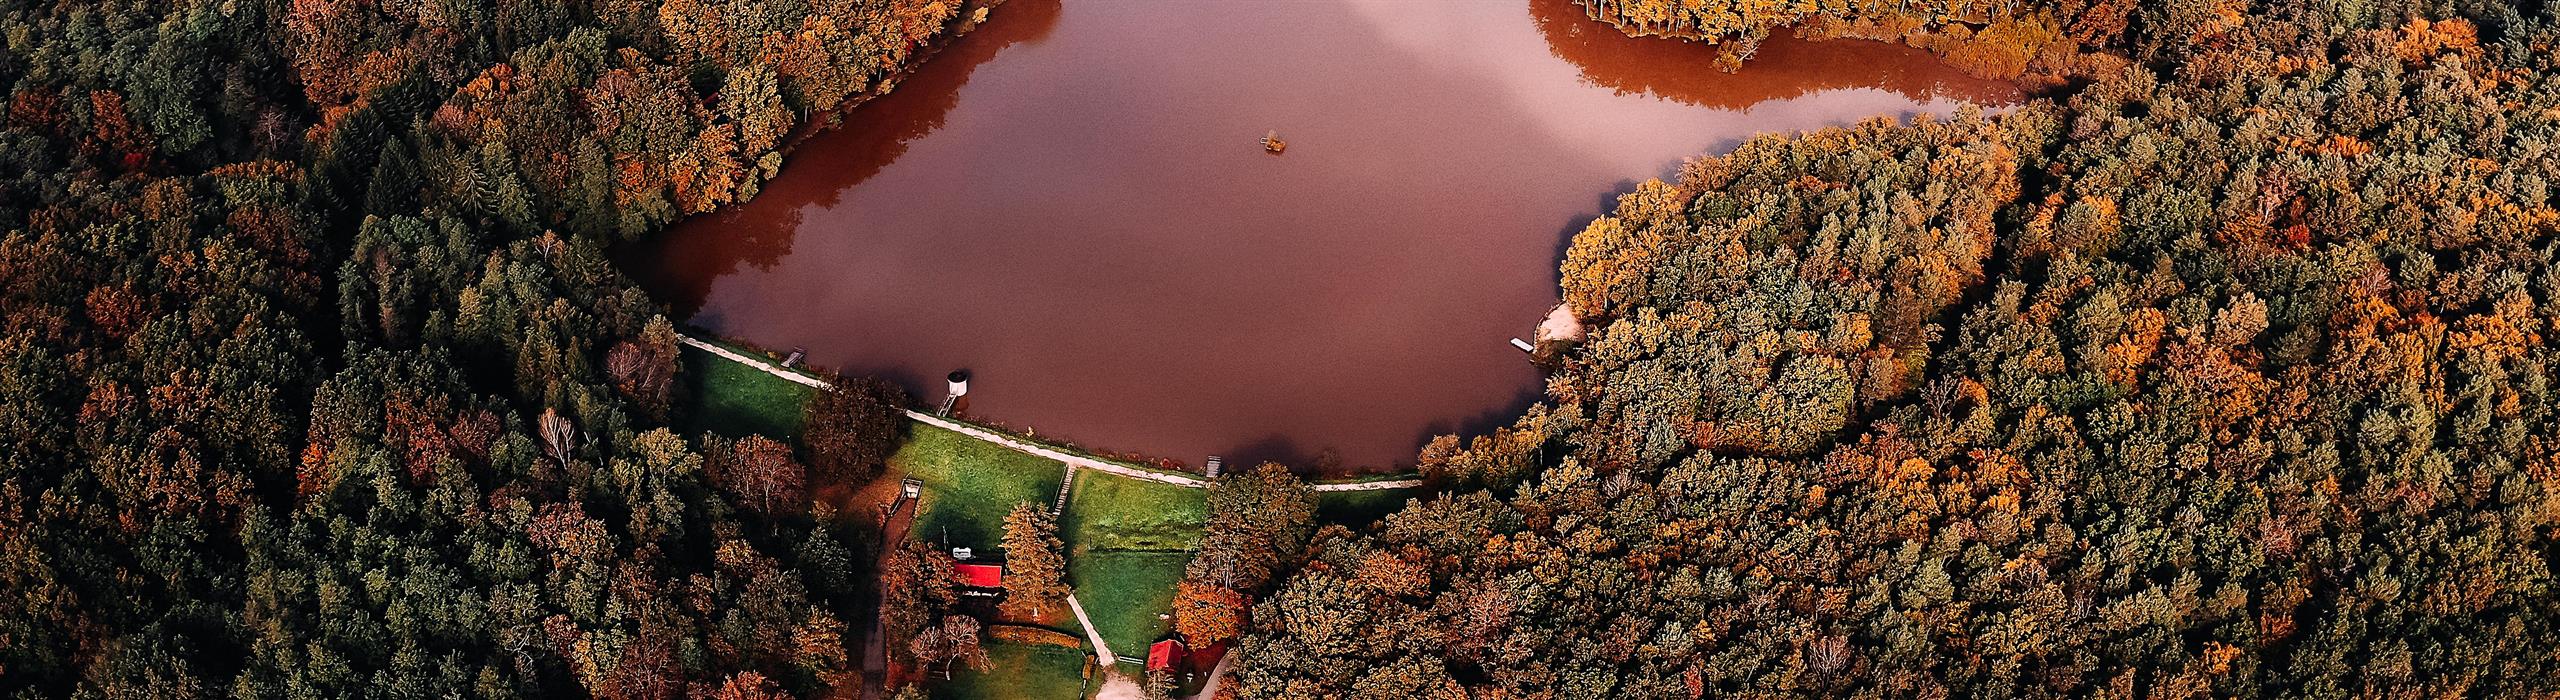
[939,370,971,417]
[951,547,974,561]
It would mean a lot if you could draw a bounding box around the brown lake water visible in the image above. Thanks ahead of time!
[626,0,2020,473]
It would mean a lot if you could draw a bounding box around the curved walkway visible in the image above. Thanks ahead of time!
[1189,654,1233,700]
[677,333,1425,492]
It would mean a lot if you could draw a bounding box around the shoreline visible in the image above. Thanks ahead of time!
[675,330,1424,492]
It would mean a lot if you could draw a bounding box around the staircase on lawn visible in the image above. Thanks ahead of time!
[1051,467,1075,516]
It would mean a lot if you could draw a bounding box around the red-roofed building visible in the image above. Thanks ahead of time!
[1147,639,1186,672]
[954,563,1004,591]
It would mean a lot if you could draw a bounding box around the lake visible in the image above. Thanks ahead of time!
[626,0,2020,472]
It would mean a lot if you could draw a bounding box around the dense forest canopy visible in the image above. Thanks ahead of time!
[1569,0,2527,78]
[1235,1,2560,698]
[0,0,967,696]
[6,0,2560,697]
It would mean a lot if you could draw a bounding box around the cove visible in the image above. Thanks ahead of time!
[624,0,2021,472]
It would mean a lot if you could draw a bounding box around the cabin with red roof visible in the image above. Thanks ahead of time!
[1146,639,1186,672]
[954,562,1004,595]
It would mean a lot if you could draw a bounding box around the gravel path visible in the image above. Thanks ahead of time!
[679,333,1424,491]
[1067,592,1116,667]
[1190,653,1234,700]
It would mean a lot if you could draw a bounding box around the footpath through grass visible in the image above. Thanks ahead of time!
[930,642,1089,700]
[1069,550,1190,659]
[1058,472,1204,657]
[679,333,1442,688]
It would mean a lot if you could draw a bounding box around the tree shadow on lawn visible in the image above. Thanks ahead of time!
[898,424,1068,551]
[931,641,1090,700]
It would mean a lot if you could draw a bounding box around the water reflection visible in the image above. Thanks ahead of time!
[1527,0,2017,109]
[624,0,1065,314]
[625,0,2018,473]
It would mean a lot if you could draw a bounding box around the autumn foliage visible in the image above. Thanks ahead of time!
[997,502,1071,620]
[1237,6,2560,698]
[0,0,966,695]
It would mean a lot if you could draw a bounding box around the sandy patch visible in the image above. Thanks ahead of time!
[1093,674,1145,700]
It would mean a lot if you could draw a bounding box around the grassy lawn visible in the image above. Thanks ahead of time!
[1068,550,1190,658]
[677,344,817,440]
[1317,487,1425,528]
[931,642,1089,700]
[1054,471,1205,658]
[1059,472,1206,553]
[678,339,1443,689]
[897,423,1068,551]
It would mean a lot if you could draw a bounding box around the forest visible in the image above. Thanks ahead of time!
[4,0,2559,697]
[0,0,965,696]
[1231,1,2560,698]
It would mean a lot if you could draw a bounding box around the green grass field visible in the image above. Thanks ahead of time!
[1058,472,1206,553]
[930,642,1090,700]
[677,338,1444,691]
[897,424,1068,551]
[677,344,817,440]
[1068,550,1190,658]
[1053,471,1204,657]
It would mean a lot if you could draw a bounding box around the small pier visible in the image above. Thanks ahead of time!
[938,369,970,417]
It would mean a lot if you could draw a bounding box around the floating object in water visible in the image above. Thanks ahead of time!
[1262,130,1288,154]
[1509,338,1536,353]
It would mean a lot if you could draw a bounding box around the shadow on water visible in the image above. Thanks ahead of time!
[1543,173,1658,295]
[619,0,1065,316]
[1215,434,1315,476]
[1407,380,1552,462]
[1528,0,2021,109]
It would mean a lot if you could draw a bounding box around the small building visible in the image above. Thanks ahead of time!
[1146,639,1187,673]
[955,562,1005,596]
